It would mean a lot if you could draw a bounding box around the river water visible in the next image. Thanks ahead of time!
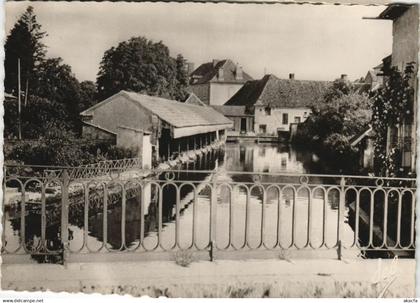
[4,142,360,261]
[74,142,358,259]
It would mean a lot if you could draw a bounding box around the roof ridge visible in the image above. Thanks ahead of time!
[255,74,276,105]
[125,90,210,109]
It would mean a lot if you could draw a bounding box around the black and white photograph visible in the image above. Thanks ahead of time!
[1,0,417,299]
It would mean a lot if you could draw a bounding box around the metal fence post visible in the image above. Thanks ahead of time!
[337,176,345,260]
[209,178,217,261]
[2,166,6,252]
[61,169,70,264]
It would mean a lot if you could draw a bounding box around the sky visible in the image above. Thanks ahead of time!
[5,2,392,83]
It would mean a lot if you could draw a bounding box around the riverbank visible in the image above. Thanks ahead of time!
[2,258,415,297]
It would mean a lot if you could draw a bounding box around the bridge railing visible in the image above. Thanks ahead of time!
[2,168,416,262]
[4,158,142,181]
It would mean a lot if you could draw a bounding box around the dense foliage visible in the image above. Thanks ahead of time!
[97,37,189,101]
[371,63,415,177]
[3,6,142,166]
[5,126,138,167]
[79,80,99,112]
[4,96,71,139]
[4,6,46,99]
[293,79,372,170]
[4,6,95,136]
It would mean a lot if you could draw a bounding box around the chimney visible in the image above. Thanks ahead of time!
[218,67,224,80]
[212,59,220,67]
[235,64,243,80]
[341,74,348,81]
[289,73,295,80]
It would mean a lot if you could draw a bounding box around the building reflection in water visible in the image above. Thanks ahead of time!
[224,143,308,174]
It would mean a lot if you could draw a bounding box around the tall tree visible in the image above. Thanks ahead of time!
[96,37,189,100]
[34,57,82,129]
[4,6,46,98]
[174,54,189,101]
[323,78,353,104]
[79,80,98,111]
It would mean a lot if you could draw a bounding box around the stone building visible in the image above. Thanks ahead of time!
[374,3,419,173]
[188,59,253,106]
[182,92,207,106]
[224,74,331,135]
[80,90,233,168]
[212,105,254,134]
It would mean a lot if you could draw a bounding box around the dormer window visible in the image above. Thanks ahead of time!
[265,106,272,116]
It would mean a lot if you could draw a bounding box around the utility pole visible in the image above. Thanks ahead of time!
[17,58,22,140]
[24,79,29,107]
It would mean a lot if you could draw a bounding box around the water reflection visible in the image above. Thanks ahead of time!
[225,143,307,173]
[5,143,358,261]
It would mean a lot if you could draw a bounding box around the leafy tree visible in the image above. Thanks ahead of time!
[4,95,70,139]
[322,78,353,104]
[294,81,371,171]
[33,57,82,128]
[79,80,98,111]
[4,6,46,100]
[96,37,189,100]
[371,63,415,177]
[296,92,371,146]
[174,54,189,101]
[23,96,71,138]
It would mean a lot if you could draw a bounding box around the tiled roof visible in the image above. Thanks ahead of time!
[122,91,232,128]
[182,93,207,106]
[211,105,251,117]
[225,74,331,108]
[189,59,253,85]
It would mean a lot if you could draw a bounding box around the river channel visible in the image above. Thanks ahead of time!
[4,142,360,261]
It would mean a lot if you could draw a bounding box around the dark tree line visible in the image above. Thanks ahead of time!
[96,37,189,101]
[4,6,98,138]
[292,79,372,173]
[4,6,189,141]
[4,6,189,166]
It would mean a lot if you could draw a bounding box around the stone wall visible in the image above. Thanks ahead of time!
[85,95,154,135]
[390,5,420,172]
[229,116,254,133]
[392,5,419,71]
[116,126,144,155]
[209,83,244,106]
[81,123,116,142]
[188,84,210,105]
[254,106,310,134]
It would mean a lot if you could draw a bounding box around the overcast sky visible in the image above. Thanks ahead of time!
[5,2,392,82]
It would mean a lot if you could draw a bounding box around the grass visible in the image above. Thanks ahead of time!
[15,280,409,298]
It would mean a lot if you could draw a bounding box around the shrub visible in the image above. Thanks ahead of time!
[323,133,354,156]
[105,145,139,160]
[174,250,194,267]
[5,124,138,167]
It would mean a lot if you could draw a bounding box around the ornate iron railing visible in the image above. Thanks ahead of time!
[2,168,416,262]
[5,158,142,180]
